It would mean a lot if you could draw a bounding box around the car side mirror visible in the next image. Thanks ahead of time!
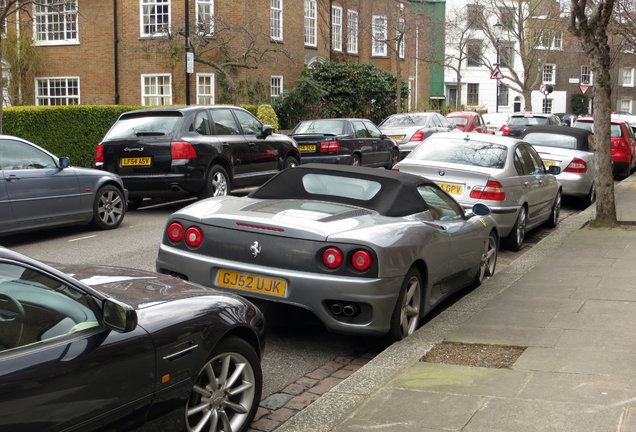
[380,133,388,139]
[59,157,70,168]
[465,203,492,219]
[261,124,274,137]
[548,165,561,175]
[102,298,137,333]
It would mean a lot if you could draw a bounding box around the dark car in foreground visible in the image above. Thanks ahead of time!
[378,112,455,159]
[502,113,563,137]
[157,164,498,341]
[0,247,265,432]
[521,125,596,206]
[96,106,300,208]
[289,118,399,168]
[0,135,126,235]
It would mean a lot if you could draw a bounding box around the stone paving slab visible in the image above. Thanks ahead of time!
[447,324,562,347]
[516,347,636,376]
[557,328,636,352]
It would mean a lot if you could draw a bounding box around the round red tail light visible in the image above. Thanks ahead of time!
[184,226,203,247]
[352,250,373,271]
[323,247,343,269]
[167,222,184,242]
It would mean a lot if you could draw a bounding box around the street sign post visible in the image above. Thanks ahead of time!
[490,66,504,80]
[579,85,590,95]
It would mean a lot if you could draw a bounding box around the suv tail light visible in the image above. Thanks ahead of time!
[95,144,104,163]
[320,141,340,152]
[470,180,506,201]
[409,130,425,142]
[501,125,510,135]
[564,158,587,173]
[171,141,197,159]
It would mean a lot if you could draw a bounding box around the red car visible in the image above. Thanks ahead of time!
[445,111,494,134]
[573,117,636,178]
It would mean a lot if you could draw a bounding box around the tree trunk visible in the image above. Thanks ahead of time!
[522,88,532,112]
[456,69,462,111]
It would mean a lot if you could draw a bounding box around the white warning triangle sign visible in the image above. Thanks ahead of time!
[490,66,504,80]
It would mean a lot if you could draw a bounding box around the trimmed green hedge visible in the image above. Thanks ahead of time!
[3,104,280,168]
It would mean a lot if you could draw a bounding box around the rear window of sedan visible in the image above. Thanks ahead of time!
[509,116,549,127]
[410,138,507,169]
[293,120,345,135]
[105,113,182,140]
[523,132,581,150]
[574,121,624,138]
[380,114,430,127]
[448,117,468,126]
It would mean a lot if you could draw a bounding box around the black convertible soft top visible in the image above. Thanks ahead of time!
[249,164,435,217]
[520,125,593,151]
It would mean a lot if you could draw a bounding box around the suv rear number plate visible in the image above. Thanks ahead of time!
[300,145,316,152]
[217,269,287,297]
[122,157,151,166]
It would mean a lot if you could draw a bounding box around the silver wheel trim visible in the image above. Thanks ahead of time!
[97,190,124,226]
[211,172,228,196]
[391,150,399,166]
[552,193,561,224]
[186,351,256,432]
[352,155,361,166]
[516,208,526,245]
[479,234,498,282]
[400,276,421,337]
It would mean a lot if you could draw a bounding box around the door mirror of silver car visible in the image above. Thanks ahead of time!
[59,157,70,169]
[261,124,274,137]
[102,298,138,333]
[547,165,561,175]
[467,203,491,218]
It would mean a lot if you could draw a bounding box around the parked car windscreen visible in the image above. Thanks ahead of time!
[409,138,507,169]
[105,113,182,140]
[293,120,345,135]
[509,116,549,127]
[522,132,581,150]
[574,121,624,137]
[380,114,430,127]
[448,117,468,126]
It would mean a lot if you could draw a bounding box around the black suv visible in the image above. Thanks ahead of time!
[502,113,563,137]
[96,106,300,207]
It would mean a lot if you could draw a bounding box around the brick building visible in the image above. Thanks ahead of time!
[12,0,441,112]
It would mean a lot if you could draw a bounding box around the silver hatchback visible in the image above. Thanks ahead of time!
[393,132,562,250]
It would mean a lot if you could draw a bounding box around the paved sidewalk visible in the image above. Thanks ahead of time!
[276,175,636,432]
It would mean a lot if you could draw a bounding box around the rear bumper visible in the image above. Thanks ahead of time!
[156,244,401,336]
[557,172,594,197]
[120,175,204,197]
[300,154,352,165]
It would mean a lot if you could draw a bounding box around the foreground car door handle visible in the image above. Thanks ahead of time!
[6,175,20,182]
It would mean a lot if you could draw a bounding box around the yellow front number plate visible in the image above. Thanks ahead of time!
[121,157,151,166]
[299,145,316,152]
[217,269,287,297]
[435,182,463,195]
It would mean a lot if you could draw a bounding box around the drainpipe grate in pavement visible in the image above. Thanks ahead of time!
[420,342,526,369]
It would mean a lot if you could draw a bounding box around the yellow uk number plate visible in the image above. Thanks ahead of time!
[299,145,316,152]
[389,135,405,141]
[217,269,287,297]
[121,157,151,166]
[435,181,463,195]
[543,160,557,167]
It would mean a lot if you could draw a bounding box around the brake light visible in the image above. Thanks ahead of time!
[352,250,373,271]
[320,141,340,152]
[501,125,510,135]
[167,222,184,242]
[95,145,104,163]
[184,226,203,247]
[409,130,425,142]
[612,138,627,148]
[323,247,343,269]
[470,180,506,201]
[171,141,197,159]
[564,158,587,173]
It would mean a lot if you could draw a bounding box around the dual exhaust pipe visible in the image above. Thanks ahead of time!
[329,302,360,317]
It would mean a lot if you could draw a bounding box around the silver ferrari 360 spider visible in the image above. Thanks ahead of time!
[156,164,498,341]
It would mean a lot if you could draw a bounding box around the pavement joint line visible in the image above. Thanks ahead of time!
[273,177,633,432]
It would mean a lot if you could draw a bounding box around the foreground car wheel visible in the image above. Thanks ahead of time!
[284,156,299,169]
[92,185,125,229]
[504,206,526,251]
[186,337,262,432]
[202,165,230,198]
[387,149,400,169]
[476,231,498,286]
[388,267,423,342]
[545,190,561,228]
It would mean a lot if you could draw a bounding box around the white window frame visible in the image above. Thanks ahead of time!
[467,83,479,106]
[618,99,633,113]
[397,18,405,59]
[33,0,78,45]
[196,0,214,36]
[140,0,171,37]
[197,73,215,105]
[542,98,553,114]
[537,29,563,50]
[372,15,388,57]
[543,64,556,85]
[304,0,317,47]
[270,0,283,41]
[271,75,283,98]
[141,74,172,106]
[35,77,80,105]
[347,10,358,54]
[581,65,594,85]
[621,67,634,87]
[332,6,342,52]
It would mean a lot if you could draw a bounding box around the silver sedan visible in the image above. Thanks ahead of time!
[379,112,455,159]
[393,132,562,251]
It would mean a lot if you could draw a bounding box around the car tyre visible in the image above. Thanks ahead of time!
[504,206,526,251]
[185,337,262,432]
[582,184,596,208]
[387,148,399,169]
[284,155,299,169]
[201,165,230,198]
[475,231,498,286]
[545,190,561,228]
[387,267,423,342]
[92,185,125,230]
[351,153,361,167]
